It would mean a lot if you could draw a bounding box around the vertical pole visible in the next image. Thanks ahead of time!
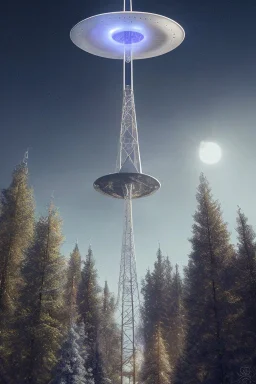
[118,183,139,384]
[131,260,136,384]
[127,184,136,384]
[124,0,132,11]
[121,257,125,384]
[131,52,134,91]
[123,50,126,93]
[124,48,132,90]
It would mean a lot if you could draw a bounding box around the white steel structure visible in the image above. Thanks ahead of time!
[70,1,184,383]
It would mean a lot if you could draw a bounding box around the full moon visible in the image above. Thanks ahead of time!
[199,141,222,164]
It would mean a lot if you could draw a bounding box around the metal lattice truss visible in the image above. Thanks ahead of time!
[116,86,142,174]
[117,184,140,382]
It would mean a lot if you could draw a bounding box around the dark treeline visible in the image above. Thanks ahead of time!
[0,161,255,384]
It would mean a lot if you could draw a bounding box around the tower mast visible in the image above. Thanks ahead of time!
[70,4,184,384]
[117,2,141,383]
[118,183,139,384]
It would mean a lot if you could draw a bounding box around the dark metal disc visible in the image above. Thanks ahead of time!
[93,172,160,199]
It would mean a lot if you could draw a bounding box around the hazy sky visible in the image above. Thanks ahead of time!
[1,0,256,293]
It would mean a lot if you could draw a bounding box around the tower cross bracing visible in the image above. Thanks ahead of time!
[116,86,141,174]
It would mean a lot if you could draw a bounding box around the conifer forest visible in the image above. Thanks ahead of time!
[0,161,255,384]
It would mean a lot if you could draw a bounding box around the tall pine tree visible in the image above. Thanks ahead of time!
[0,162,34,317]
[141,250,185,378]
[78,247,105,384]
[141,247,168,348]
[141,269,154,347]
[66,243,81,324]
[166,264,184,371]
[99,281,120,384]
[14,204,66,384]
[235,208,256,366]
[174,174,235,384]
[0,161,34,381]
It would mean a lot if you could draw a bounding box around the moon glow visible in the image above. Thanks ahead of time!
[199,141,222,165]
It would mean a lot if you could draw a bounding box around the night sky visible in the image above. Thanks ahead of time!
[1,0,256,292]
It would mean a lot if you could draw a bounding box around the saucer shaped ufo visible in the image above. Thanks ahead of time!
[70,11,185,60]
[93,172,160,199]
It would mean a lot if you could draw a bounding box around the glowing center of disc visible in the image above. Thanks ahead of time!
[112,31,144,44]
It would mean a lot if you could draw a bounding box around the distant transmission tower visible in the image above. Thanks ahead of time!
[70,1,184,383]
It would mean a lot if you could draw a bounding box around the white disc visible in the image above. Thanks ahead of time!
[70,11,185,60]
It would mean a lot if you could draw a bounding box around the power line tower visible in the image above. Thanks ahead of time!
[70,1,184,383]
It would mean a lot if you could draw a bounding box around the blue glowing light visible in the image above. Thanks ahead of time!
[112,31,144,44]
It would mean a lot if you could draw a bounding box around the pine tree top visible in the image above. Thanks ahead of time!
[69,243,81,266]
[81,246,99,281]
[236,207,256,248]
[103,281,109,299]
[189,173,234,268]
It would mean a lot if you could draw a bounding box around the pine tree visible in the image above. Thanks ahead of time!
[0,162,34,381]
[66,243,82,324]
[235,208,256,366]
[0,162,34,317]
[52,323,93,384]
[14,204,66,384]
[141,269,154,347]
[152,247,169,330]
[141,247,168,347]
[174,174,235,384]
[99,281,120,384]
[166,265,185,370]
[78,247,105,384]
[140,323,171,384]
